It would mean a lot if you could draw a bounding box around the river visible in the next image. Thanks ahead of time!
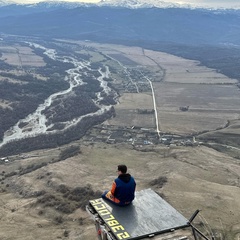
[0,42,117,148]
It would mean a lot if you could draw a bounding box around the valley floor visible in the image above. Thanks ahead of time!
[0,142,240,240]
[0,41,240,240]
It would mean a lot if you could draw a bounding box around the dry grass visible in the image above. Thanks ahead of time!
[0,41,240,240]
[0,142,240,239]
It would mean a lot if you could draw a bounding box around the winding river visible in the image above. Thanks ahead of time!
[0,43,116,148]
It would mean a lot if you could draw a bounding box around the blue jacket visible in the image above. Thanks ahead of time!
[111,173,136,205]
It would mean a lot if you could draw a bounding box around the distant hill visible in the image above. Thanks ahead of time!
[0,2,240,46]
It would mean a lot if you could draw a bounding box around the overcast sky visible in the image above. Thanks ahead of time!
[12,0,240,8]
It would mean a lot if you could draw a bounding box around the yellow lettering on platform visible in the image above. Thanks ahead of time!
[117,232,130,239]
[98,209,110,216]
[90,199,102,205]
[112,225,124,232]
[90,199,131,239]
[95,204,106,210]
[107,220,119,227]
[105,214,115,221]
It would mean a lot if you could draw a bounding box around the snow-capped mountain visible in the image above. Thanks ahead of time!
[0,0,15,6]
[0,0,183,9]
[0,0,97,8]
[1,0,240,10]
[0,0,240,51]
[98,0,240,10]
[98,0,183,9]
[29,1,93,9]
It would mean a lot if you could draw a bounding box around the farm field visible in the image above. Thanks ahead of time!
[84,42,240,135]
[0,41,240,240]
[0,44,47,110]
[0,45,45,67]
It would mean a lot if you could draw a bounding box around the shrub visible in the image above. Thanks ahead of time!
[36,184,101,214]
[149,176,168,188]
[59,146,81,160]
[78,217,84,225]
[63,230,69,237]
[38,210,44,215]
[57,184,70,194]
[54,215,63,224]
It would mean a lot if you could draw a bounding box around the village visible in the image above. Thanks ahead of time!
[82,124,200,148]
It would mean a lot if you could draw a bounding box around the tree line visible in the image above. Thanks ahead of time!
[0,107,115,157]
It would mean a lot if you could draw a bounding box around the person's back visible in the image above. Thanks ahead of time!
[114,172,135,204]
[102,164,136,206]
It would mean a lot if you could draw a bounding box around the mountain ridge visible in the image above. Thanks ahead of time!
[2,0,240,10]
[0,5,240,46]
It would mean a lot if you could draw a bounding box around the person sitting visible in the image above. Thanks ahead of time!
[102,164,136,206]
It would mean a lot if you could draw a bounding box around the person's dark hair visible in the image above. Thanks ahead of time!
[118,164,127,174]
